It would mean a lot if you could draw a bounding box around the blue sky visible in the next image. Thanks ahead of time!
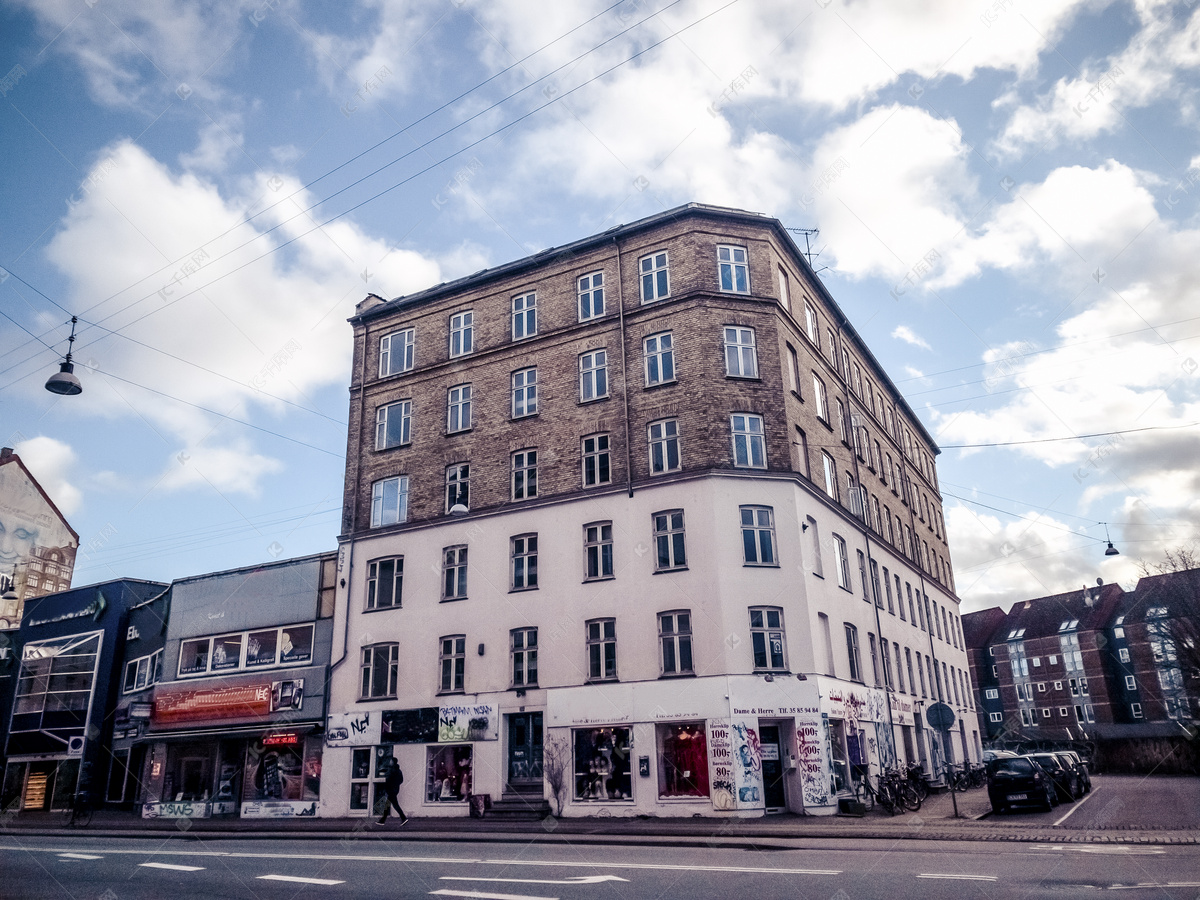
[1,0,1197,612]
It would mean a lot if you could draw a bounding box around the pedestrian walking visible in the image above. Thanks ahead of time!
[377,758,408,825]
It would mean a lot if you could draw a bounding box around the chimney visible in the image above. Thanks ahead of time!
[0,448,11,460]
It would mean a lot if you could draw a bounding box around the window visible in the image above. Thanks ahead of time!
[806,516,823,577]
[1119,647,1130,663]
[447,384,472,432]
[917,654,927,696]
[750,607,786,671]
[777,266,790,310]
[512,292,537,339]
[640,251,670,301]
[1131,702,1143,719]
[370,475,409,527]
[821,451,838,500]
[833,534,851,590]
[644,332,675,385]
[857,550,869,602]
[786,344,802,396]
[122,649,162,694]
[653,510,687,571]
[587,618,617,680]
[813,374,828,422]
[575,726,632,801]
[804,303,818,342]
[649,419,681,474]
[578,271,605,320]
[360,643,399,699]
[442,546,468,600]
[740,505,776,565]
[582,434,611,486]
[985,688,999,700]
[375,400,412,450]
[731,413,766,468]
[367,557,403,610]
[379,327,415,376]
[511,628,537,687]
[836,398,847,443]
[717,245,749,293]
[512,367,537,417]
[659,611,693,675]
[1125,675,1137,690]
[868,633,881,686]
[657,722,709,798]
[426,744,473,802]
[1037,682,1046,692]
[989,712,1003,723]
[885,567,898,616]
[905,648,916,695]
[511,449,538,500]
[511,534,538,590]
[845,623,862,682]
[579,349,608,401]
[440,635,466,692]
[794,426,810,477]
[584,522,614,580]
[449,311,473,357]
[445,463,469,513]
[723,326,758,377]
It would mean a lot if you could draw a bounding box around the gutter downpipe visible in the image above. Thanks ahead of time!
[614,237,634,498]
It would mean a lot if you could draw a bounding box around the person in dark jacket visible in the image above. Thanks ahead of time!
[377,758,407,825]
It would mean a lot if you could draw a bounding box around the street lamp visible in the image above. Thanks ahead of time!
[1101,522,1119,556]
[45,316,82,396]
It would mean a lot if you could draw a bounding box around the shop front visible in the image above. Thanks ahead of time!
[142,671,324,818]
[812,676,891,812]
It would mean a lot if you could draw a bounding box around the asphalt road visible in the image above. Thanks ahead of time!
[984,774,1200,830]
[3,834,1200,900]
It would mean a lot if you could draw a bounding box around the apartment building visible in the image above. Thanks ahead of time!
[323,203,975,819]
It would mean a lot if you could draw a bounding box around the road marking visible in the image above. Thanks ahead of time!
[1109,883,1200,891]
[916,874,998,882]
[58,853,103,860]
[442,875,628,885]
[258,875,345,885]
[430,891,558,900]
[479,859,841,876]
[139,862,205,872]
[1052,786,1100,826]
[1034,845,1165,856]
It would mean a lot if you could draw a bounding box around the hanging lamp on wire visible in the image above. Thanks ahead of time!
[1101,522,1119,557]
[45,316,82,396]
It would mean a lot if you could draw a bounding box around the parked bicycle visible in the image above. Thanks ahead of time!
[903,762,930,801]
[63,789,93,828]
[855,769,921,814]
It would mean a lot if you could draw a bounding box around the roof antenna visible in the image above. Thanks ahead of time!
[786,228,826,273]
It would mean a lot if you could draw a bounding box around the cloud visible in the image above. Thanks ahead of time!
[13,436,82,517]
[37,141,441,496]
[892,325,931,350]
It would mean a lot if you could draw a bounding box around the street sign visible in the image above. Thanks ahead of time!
[925,701,955,731]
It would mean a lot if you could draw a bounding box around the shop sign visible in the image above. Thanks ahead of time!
[270,679,304,711]
[327,710,381,747]
[210,801,238,816]
[263,732,300,746]
[795,712,831,808]
[889,693,915,727]
[241,800,318,818]
[142,801,211,819]
[438,703,497,742]
[153,683,271,724]
[129,703,152,719]
[706,720,736,811]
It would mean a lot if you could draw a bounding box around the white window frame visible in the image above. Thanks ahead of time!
[833,533,851,590]
[445,463,469,513]
[511,628,537,687]
[511,533,538,591]
[447,384,472,433]
[813,374,828,422]
[717,244,749,293]
[659,611,693,676]
[379,327,415,377]
[512,449,538,500]
[586,618,618,681]
[512,292,537,340]
[375,399,412,450]
[449,310,473,358]
[122,649,162,694]
[371,475,409,528]
[439,635,466,693]
[584,521,614,581]
[578,271,605,320]
[581,433,611,487]
[821,451,838,501]
[723,326,758,378]
[366,556,404,610]
[360,643,399,699]
[740,505,777,566]
[579,349,608,401]
[511,367,537,418]
[640,251,670,302]
[731,413,766,468]
[653,509,687,571]
[644,332,675,386]
[648,418,681,474]
[750,607,787,671]
[442,547,468,601]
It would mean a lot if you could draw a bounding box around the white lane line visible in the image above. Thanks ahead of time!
[442,875,628,885]
[258,874,345,886]
[1053,786,1100,826]
[58,853,103,860]
[139,862,206,872]
[917,874,998,882]
[430,891,558,900]
[478,859,840,876]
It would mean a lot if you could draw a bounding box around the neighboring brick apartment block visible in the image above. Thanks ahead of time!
[323,203,975,820]
[965,569,1200,746]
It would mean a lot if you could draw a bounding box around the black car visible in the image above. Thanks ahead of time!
[1060,751,1092,793]
[1030,752,1080,803]
[987,755,1056,813]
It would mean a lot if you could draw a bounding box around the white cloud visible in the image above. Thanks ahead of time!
[39,141,441,496]
[13,436,82,516]
[180,118,245,174]
[892,325,931,350]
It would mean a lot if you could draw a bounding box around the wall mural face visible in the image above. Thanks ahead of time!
[0,464,76,570]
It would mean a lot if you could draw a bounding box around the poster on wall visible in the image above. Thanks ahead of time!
[381,707,438,744]
[705,719,736,811]
[438,703,497,742]
[795,710,831,808]
[729,715,765,810]
[326,710,381,747]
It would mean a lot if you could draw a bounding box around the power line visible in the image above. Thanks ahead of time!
[939,421,1200,449]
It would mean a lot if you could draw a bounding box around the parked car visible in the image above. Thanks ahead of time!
[1030,752,1080,803]
[982,749,1018,764]
[987,755,1056,813]
[1059,751,1092,793]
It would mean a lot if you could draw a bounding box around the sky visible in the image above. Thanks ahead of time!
[1,0,1198,614]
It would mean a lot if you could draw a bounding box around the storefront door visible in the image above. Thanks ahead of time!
[759,724,786,811]
[507,712,543,789]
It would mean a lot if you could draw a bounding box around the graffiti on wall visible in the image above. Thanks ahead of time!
[731,720,763,807]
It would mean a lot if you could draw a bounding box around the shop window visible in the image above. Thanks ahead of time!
[574,727,632,801]
[211,634,243,671]
[350,745,395,815]
[657,722,709,798]
[243,734,321,806]
[179,637,211,675]
[280,625,313,665]
[427,745,473,802]
[828,719,850,794]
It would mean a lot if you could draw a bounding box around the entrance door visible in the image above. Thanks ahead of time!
[506,713,543,789]
[759,724,786,811]
[180,757,209,801]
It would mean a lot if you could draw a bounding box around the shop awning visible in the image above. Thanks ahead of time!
[144,722,321,742]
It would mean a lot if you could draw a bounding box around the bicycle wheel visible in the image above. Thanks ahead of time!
[858,782,875,810]
[877,782,897,815]
[911,778,929,801]
[898,782,922,812]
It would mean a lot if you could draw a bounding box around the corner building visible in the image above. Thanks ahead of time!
[324,204,977,819]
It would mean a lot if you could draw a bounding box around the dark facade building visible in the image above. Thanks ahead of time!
[1,579,167,812]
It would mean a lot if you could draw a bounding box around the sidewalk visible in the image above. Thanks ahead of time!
[3,788,1195,846]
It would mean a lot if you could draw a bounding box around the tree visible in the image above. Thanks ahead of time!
[542,734,572,817]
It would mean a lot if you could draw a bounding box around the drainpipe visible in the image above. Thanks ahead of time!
[613,238,634,498]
